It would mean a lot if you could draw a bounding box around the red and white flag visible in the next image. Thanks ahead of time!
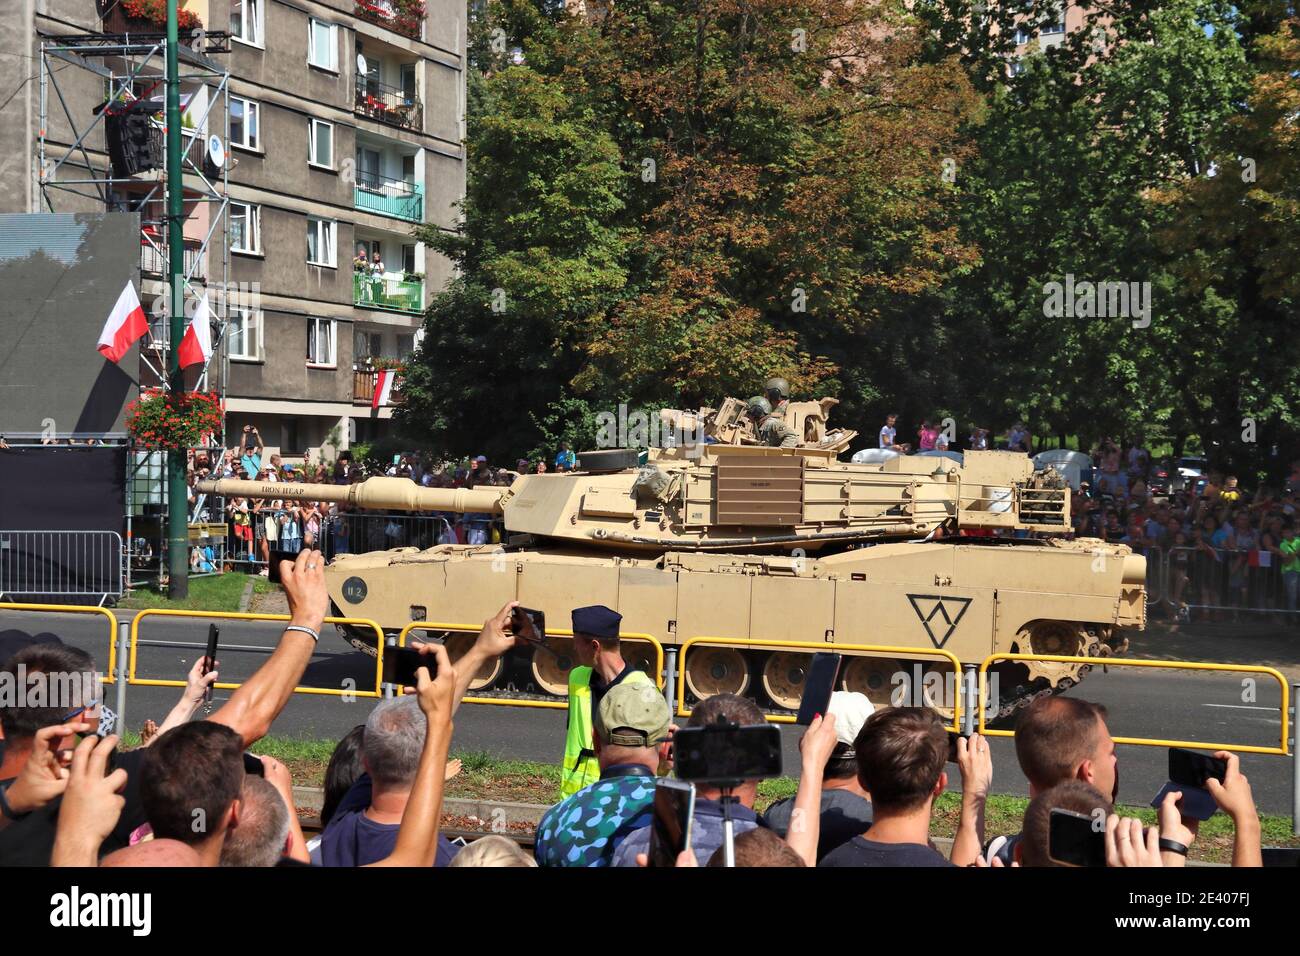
[177,295,213,369]
[97,281,148,363]
[372,368,399,409]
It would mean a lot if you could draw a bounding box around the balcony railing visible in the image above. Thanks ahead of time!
[354,174,423,222]
[354,75,422,132]
[353,271,423,314]
[140,242,204,279]
[353,365,405,404]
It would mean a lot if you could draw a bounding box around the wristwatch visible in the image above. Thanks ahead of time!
[1158,837,1189,856]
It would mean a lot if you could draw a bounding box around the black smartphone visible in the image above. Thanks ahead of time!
[1168,747,1227,788]
[794,652,842,726]
[266,549,298,584]
[382,646,438,687]
[510,606,545,644]
[202,624,219,703]
[672,723,782,785]
[648,780,695,867]
[946,732,965,764]
[243,753,265,776]
[1048,808,1106,868]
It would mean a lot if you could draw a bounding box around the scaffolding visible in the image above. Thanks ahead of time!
[37,29,233,590]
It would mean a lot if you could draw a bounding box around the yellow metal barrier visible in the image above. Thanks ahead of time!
[397,622,664,710]
[129,609,386,698]
[677,637,964,731]
[977,653,1292,755]
[0,601,119,685]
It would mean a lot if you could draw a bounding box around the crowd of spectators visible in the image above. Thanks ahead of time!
[0,569,1269,869]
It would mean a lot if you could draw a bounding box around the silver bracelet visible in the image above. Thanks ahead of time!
[284,624,320,643]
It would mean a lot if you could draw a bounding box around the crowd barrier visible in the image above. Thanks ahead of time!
[0,530,125,603]
[1143,545,1300,618]
[397,621,664,710]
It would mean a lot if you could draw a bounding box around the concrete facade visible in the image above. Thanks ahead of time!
[0,0,466,458]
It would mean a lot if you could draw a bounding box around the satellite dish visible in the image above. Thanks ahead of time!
[357,53,367,75]
[207,134,226,169]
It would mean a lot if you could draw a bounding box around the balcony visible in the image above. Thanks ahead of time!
[353,364,405,404]
[353,271,423,314]
[353,0,425,41]
[140,242,204,279]
[354,75,422,132]
[354,173,422,222]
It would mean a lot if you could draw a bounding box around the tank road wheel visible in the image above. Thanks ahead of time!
[442,633,502,692]
[531,638,576,697]
[1021,622,1091,687]
[684,647,750,701]
[623,644,656,681]
[840,656,903,708]
[761,652,811,711]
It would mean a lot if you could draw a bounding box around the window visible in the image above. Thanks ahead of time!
[400,63,417,101]
[230,202,260,254]
[354,330,382,362]
[308,119,334,168]
[230,0,263,46]
[307,318,336,366]
[356,147,381,188]
[230,96,260,150]
[308,19,338,71]
[397,333,415,360]
[401,243,416,275]
[228,308,262,360]
[307,217,336,266]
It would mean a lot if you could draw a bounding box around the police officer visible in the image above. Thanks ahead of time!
[560,605,655,798]
[746,396,799,449]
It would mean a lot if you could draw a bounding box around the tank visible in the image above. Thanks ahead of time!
[196,407,1145,721]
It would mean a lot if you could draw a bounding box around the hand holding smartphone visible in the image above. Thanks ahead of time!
[202,624,219,704]
[648,780,695,867]
[794,653,842,726]
[509,606,545,645]
[382,646,438,688]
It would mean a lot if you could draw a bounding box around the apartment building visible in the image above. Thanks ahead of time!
[0,0,466,459]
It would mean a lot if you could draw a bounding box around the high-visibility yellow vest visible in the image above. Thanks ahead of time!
[560,665,654,799]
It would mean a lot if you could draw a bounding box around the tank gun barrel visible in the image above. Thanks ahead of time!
[193,476,506,515]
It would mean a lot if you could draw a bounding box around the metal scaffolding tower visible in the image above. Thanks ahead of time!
[37,28,232,592]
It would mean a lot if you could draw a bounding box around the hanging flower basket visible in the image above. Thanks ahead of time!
[126,389,224,452]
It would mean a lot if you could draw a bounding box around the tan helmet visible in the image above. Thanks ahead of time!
[764,377,790,401]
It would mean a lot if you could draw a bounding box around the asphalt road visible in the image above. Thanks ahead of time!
[4,609,1296,816]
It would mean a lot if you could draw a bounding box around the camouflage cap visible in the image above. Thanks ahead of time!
[594,682,671,748]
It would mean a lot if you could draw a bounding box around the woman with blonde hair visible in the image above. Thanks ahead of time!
[448,835,536,868]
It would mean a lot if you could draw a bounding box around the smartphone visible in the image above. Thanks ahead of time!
[202,624,219,703]
[243,753,265,776]
[672,723,782,785]
[1168,747,1227,788]
[648,780,695,867]
[1048,808,1106,868]
[382,646,438,687]
[795,652,842,726]
[266,549,298,584]
[946,732,964,764]
[510,606,545,644]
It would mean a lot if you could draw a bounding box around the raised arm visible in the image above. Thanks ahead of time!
[209,550,327,747]
[784,713,838,867]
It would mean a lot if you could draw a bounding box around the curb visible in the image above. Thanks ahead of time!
[237,578,255,613]
[291,786,548,826]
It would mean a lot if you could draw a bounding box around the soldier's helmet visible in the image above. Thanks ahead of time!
[746,396,773,419]
[764,377,790,401]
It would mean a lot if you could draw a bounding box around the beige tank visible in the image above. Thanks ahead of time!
[197,412,1145,719]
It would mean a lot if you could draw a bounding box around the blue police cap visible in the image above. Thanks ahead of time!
[571,605,621,641]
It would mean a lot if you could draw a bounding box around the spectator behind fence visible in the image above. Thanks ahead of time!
[220,775,290,867]
[451,834,538,868]
[612,694,768,867]
[535,681,672,868]
[985,696,1117,865]
[819,708,991,868]
[318,695,460,867]
[763,692,875,862]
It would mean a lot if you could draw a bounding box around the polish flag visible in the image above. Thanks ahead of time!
[96,281,148,363]
[177,295,213,368]
[372,368,398,409]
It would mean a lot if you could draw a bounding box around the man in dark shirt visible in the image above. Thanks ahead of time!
[764,692,874,862]
[820,707,991,867]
